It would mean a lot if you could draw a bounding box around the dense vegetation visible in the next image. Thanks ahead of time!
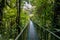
[0,0,29,40]
[0,0,60,40]
[31,0,54,30]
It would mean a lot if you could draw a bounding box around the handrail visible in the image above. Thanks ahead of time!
[15,21,60,40]
[34,22,60,40]
[15,22,29,40]
[40,25,60,39]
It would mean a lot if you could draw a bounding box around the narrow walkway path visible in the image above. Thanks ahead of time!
[27,20,38,40]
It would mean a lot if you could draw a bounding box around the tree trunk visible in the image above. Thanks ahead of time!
[16,0,21,34]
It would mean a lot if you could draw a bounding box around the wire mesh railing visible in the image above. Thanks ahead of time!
[15,22,60,40]
[35,23,60,40]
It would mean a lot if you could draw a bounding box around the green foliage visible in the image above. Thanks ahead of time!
[31,0,54,29]
[0,0,56,40]
[0,0,29,40]
[1,4,17,40]
[20,10,29,29]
